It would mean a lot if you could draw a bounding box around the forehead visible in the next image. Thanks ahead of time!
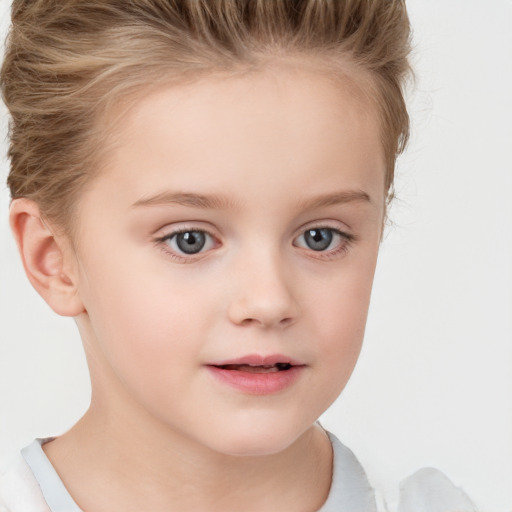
[90,67,385,213]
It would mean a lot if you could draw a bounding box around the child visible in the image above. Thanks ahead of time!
[0,1,478,511]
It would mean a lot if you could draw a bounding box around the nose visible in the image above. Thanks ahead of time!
[227,250,299,328]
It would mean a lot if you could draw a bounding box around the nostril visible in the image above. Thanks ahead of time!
[227,290,299,328]
[239,316,294,328]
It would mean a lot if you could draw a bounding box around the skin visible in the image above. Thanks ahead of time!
[11,65,386,511]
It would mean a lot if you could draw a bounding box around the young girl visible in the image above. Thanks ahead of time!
[0,1,481,510]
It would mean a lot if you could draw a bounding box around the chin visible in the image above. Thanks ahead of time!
[205,420,310,458]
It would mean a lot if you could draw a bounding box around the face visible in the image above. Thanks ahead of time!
[70,67,385,456]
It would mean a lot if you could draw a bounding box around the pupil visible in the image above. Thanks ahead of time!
[176,231,206,254]
[305,229,332,251]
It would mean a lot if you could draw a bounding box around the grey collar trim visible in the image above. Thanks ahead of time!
[21,439,82,512]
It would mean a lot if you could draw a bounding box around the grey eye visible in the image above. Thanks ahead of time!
[171,231,207,254]
[303,228,334,251]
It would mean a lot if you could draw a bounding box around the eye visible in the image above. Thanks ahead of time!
[294,227,352,253]
[303,228,334,251]
[160,229,216,256]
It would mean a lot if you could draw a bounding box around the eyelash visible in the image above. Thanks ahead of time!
[154,225,355,263]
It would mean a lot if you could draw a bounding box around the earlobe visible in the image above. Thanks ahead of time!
[9,198,85,317]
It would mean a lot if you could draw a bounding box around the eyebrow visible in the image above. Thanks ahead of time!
[130,189,371,210]
[298,190,372,210]
[131,191,237,210]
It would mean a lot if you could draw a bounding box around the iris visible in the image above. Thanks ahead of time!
[175,231,206,254]
[304,229,333,251]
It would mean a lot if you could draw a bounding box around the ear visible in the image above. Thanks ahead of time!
[9,198,85,317]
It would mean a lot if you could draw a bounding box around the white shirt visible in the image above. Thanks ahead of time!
[0,432,476,512]
[0,431,375,512]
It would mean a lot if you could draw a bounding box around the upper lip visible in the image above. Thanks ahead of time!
[207,354,305,367]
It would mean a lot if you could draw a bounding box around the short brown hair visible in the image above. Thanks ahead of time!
[1,0,412,233]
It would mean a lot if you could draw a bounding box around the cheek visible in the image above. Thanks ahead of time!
[307,250,378,366]
[306,287,370,411]
[77,253,202,380]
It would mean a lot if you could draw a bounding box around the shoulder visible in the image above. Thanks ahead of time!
[323,430,478,512]
[320,430,377,512]
[0,449,51,512]
[393,467,477,512]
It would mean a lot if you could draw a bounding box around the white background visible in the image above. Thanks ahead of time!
[0,1,511,510]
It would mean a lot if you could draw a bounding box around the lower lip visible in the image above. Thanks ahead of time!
[205,365,305,395]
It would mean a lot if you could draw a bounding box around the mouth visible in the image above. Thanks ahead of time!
[206,354,304,372]
[205,355,305,394]
[212,362,294,374]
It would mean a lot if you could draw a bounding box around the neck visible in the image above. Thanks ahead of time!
[43,401,333,512]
